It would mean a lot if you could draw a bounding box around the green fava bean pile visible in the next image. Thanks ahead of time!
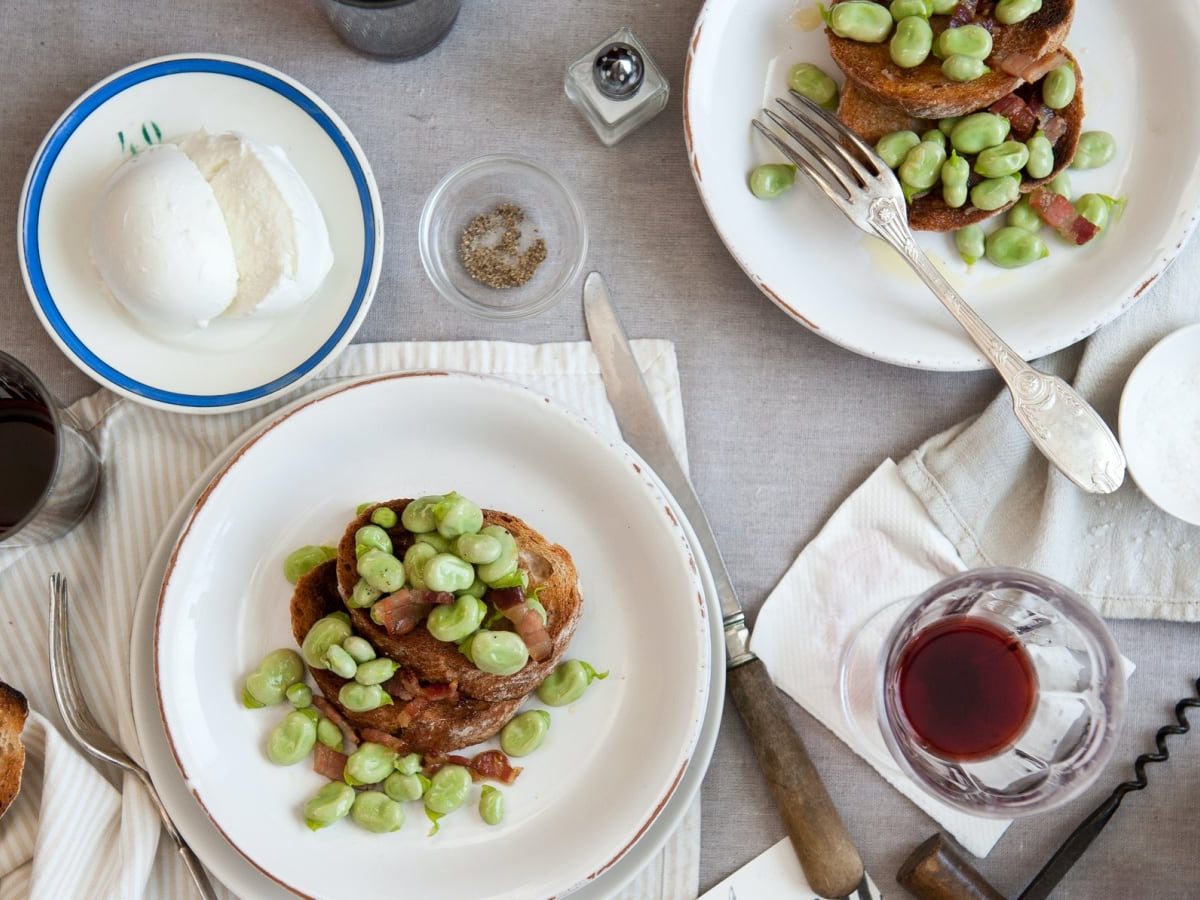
[941,152,969,209]
[899,141,946,197]
[302,615,352,670]
[500,709,551,757]
[454,533,502,565]
[1042,63,1076,110]
[358,549,406,593]
[355,525,392,558]
[339,682,393,713]
[974,141,1030,178]
[935,24,992,60]
[426,765,473,815]
[942,55,989,83]
[954,225,985,265]
[242,648,304,708]
[304,781,355,831]
[890,16,933,69]
[875,131,920,169]
[401,495,443,533]
[1072,131,1117,170]
[384,772,427,803]
[950,113,1010,154]
[283,546,336,585]
[432,492,484,539]
[994,0,1042,26]
[467,630,530,676]
[749,164,796,200]
[537,660,609,707]
[424,553,475,593]
[479,785,505,826]
[1025,131,1055,180]
[427,594,487,642]
[827,1,893,43]
[787,63,839,110]
[986,226,1049,268]
[970,175,1020,212]
[345,742,398,785]
[352,791,406,833]
[266,710,317,765]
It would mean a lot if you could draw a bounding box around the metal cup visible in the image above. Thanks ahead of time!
[0,352,100,547]
[318,0,462,60]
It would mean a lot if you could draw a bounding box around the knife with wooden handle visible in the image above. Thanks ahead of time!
[583,272,867,900]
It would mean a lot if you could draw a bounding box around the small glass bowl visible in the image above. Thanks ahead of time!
[418,155,588,320]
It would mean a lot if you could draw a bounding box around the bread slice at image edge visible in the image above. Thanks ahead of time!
[0,682,29,821]
[335,501,582,702]
[291,561,525,754]
[827,0,1075,119]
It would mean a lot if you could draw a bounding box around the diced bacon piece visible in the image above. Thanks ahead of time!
[419,681,458,702]
[1043,115,1068,145]
[423,753,474,776]
[313,743,348,781]
[470,750,523,785]
[999,51,1036,78]
[395,696,430,728]
[1022,52,1067,84]
[370,589,455,635]
[312,696,359,753]
[990,94,1037,141]
[359,728,408,754]
[383,674,414,701]
[949,0,979,27]
[1027,189,1101,245]
[487,586,554,662]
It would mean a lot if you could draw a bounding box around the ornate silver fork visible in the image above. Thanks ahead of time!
[49,573,218,900]
[753,91,1126,494]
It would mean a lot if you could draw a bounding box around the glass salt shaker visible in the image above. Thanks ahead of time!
[564,27,670,146]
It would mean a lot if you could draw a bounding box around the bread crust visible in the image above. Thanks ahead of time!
[828,0,1075,119]
[335,501,582,701]
[291,562,525,753]
[0,681,28,821]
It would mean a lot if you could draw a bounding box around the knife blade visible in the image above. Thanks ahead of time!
[583,272,867,900]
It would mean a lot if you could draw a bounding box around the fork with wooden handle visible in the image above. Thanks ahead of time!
[48,573,218,900]
[752,91,1126,495]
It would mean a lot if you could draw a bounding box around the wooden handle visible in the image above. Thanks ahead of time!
[897,834,1005,900]
[728,658,864,898]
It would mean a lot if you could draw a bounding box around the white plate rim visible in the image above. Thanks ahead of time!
[149,370,715,899]
[682,2,1200,371]
[16,52,385,414]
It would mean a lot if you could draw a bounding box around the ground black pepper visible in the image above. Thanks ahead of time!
[459,204,548,289]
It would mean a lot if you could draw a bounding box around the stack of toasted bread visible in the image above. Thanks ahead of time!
[828,0,1083,231]
[0,682,27,822]
[291,501,581,754]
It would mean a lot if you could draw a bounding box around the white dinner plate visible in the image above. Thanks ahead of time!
[152,373,712,900]
[18,54,384,412]
[685,0,1200,370]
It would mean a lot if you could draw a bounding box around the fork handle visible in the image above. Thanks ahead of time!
[177,842,220,900]
[869,205,1125,494]
[134,771,219,899]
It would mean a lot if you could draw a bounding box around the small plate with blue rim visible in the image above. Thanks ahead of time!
[18,53,383,414]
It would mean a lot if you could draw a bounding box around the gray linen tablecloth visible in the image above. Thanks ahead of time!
[1,2,1197,898]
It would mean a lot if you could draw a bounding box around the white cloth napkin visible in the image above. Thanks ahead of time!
[698,838,883,900]
[0,340,698,900]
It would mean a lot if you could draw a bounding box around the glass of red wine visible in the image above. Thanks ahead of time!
[842,568,1124,817]
[0,352,100,547]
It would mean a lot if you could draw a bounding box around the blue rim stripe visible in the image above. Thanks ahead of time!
[22,57,377,407]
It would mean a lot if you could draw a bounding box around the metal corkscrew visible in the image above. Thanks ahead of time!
[899,677,1200,900]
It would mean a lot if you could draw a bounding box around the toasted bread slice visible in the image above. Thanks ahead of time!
[291,561,524,753]
[335,501,582,702]
[828,0,1074,119]
[0,681,28,821]
[839,54,1083,232]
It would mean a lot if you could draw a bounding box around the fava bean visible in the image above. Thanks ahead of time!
[899,141,946,195]
[242,648,305,708]
[1025,131,1055,180]
[384,772,426,803]
[1046,172,1071,198]
[1076,194,1125,232]
[955,225,985,265]
[415,531,452,553]
[941,152,969,208]
[356,502,373,517]
[500,710,551,757]
[986,226,1049,268]
[304,781,355,831]
[345,742,398,785]
[355,657,400,686]
[324,644,358,680]
[970,174,1021,211]
[295,707,319,726]
[355,525,392,558]
[266,710,317,765]
[404,543,438,590]
[938,116,962,137]
[950,112,1010,154]
[400,495,443,533]
[395,752,423,775]
[432,492,484,539]
[358,549,406,593]
[427,595,487,643]
[942,55,989,82]
[890,15,933,68]
[935,24,992,60]
[286,683,312,708]
[343,635,377,664]
[316,718,343,752]
[1042,63,1076,110]
[975,140,1030,178]
[423,553,476,593]
[283,546,336,585]
[457,577,489,600]
[476,526,519,586]
[454,533,503,565]
[369,506,398,529]
[787,63,839,110]
[536,660,609,707]
[348,579,383,610]
[874,130,921,169]
[994,0,1042,26]
[827,0,894,43]
[479,785,505,826]
[1007,197,1041,231]
[921,129,946,150]
[930,0,958,10]
[302,616,352,670]
[352,791,406,833]
[339,682,393,713]
[425,765,473,815]
[467,630,530,676]
[1071,131,1116,170]
[890,0,931,20]
[485,568,528,591]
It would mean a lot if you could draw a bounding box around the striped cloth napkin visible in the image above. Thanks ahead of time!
[0,340,699,900]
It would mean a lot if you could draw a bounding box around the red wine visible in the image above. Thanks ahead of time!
[897,615,1037,761]
[0,401,57,536]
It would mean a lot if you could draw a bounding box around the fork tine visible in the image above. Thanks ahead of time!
[751,119,849,210]
[760,110,857,198]
[776,96,872,185]
[49,575,92,735]
[784,90,887,176]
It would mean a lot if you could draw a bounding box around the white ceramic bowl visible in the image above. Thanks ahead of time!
[19,54,384,413]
